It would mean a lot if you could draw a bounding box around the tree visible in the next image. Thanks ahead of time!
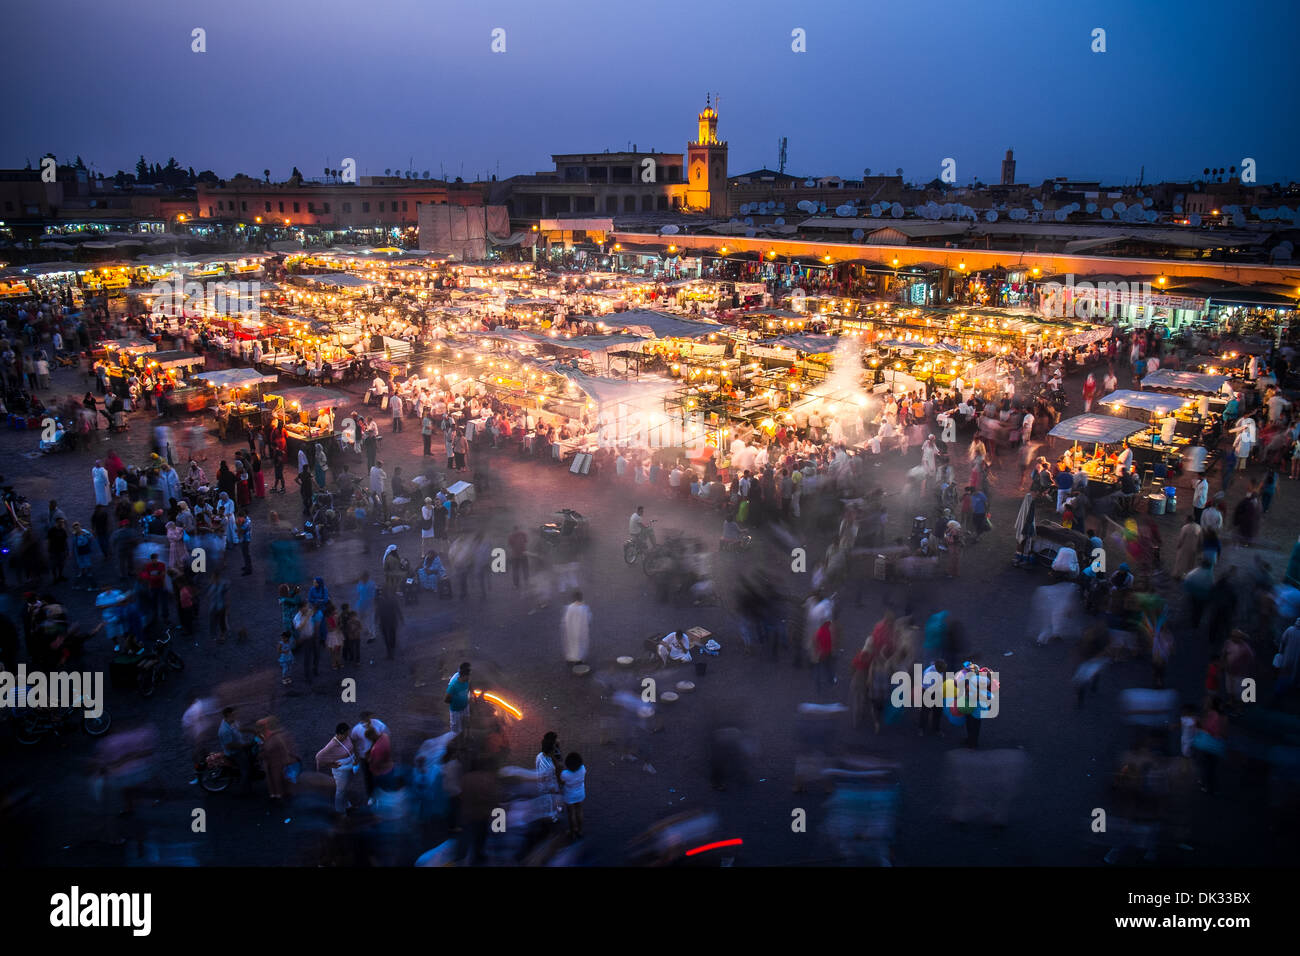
[136,156,148,180]
[74,155,87,170]
[264,169,271,183]
[290,166,303,182]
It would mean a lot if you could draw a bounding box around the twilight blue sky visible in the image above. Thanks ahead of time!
[5,0,1298,186]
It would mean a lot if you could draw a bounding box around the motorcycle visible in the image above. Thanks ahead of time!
[719,533,752,553]
[541,508,589,553]
[12,701,112,745]
[128,629,186,698]
[37,418,75,455]
[198,740,302,793]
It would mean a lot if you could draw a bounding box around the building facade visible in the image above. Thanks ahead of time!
[500,100,727,219]
[196,177,486,229]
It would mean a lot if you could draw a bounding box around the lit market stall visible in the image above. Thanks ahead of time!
[192,367,279,438]
[1047,414,1149,499]
[264,385,349,454]
[98,338,157,395]
[1138,369,1233,408]
[133,350,208,413]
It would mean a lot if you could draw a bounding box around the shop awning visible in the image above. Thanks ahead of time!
[100,338,156,354]
[551,365,676,410]
[590,310,722,340]
[269,386,348,413]
[760,334,841,354]
[1140,369,1232,396]
[1101,389,1191,417]
[191,367,279,389]
[1048,414,1147,445]
[142,350,205,370]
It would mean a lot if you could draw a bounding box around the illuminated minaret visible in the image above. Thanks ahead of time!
[687,95,728,214]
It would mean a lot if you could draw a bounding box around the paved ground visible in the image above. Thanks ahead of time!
[1,355,1295,867]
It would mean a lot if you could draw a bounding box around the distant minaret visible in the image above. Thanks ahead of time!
[1001,148,1016,186]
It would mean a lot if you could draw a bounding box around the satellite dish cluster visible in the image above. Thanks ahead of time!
[1254,206,1296,222]
[910,201,980,221]
[738,201,787,216]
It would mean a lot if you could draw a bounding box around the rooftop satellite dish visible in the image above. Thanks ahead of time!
[1187,213,1201,227]
[1137,190,1144,198]
[1114,202,1127,213]
[1010,208,1027,221]
[1054,208,1068,222]
[851,229,865,240]
[774,217,785,226]
[1145,210,1158,222]
[1278,206,1295,220]
[941,203,953,218]
[1143,198,1153,208]
[1233,211,1246,227]
[871,203,882,217]
[739,203,751,215]
[1100,207,1114,220]
[660,224,679,235]
[1261,208,1277,221]
[818,203,827,213]
[777,203,785,211]
[985,210,998,222]
[1032,199,1043,210]
[796,200,813,212]
[744,228,756,237]
[1172,204,1182,214]
[805,179,816,187]
[890,203,904,218]
[835,204,853,216]
[1250,206,1260,216]
[744,217,754,226]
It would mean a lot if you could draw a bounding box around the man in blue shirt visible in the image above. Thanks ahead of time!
[444,662,472,735]
[1054,466,1073,514]
[971,489,989,539]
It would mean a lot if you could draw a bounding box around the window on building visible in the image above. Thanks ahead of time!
[217,200,224,210]
[208,207,215,217]
[307,202,314,213]
[293,202,300,213]
[564,166,585,182]
[278,202,284,213]
[612,166,633,184]
[362,202,370,213]
[241,201,247,212]
[323,203,330,213]
[265,202,271,212]
[343,202,351,213]
[402,201,408,211]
